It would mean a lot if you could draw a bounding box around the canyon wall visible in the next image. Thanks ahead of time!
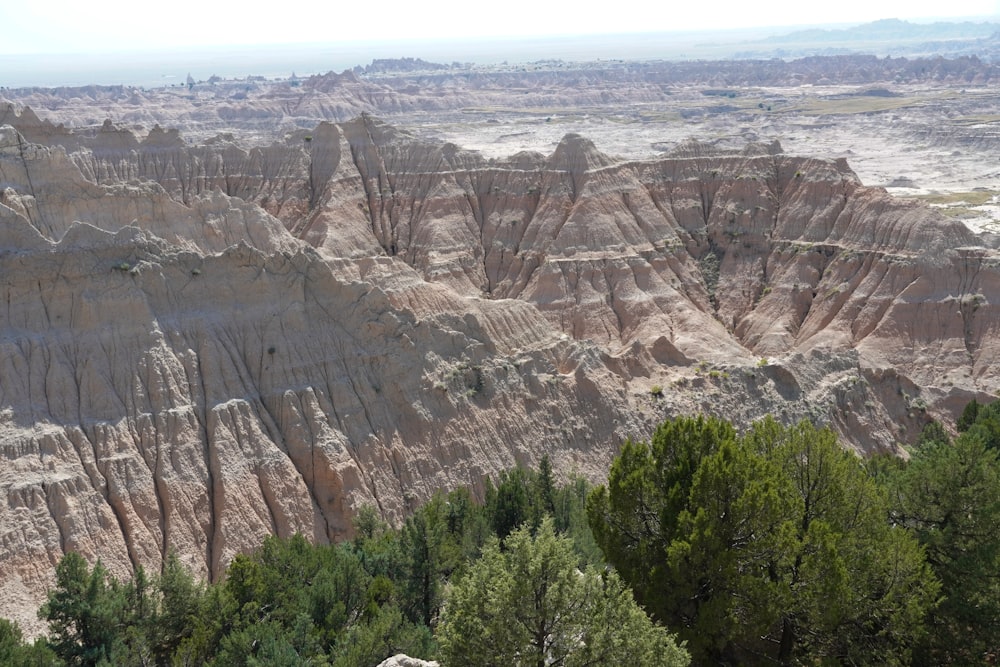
[2,115,998,634]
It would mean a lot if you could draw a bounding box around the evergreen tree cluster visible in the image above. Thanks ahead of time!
[586,410,1000,665]
[7,459,681,666]
[588,416,938,664]
[884,400,1000,664]
[5,404,1000,666]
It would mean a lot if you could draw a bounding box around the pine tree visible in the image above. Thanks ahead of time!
[0,617,59,665]
[586,415,736,617]
[154,552,202,661]
[486,467,533,538]
[535,454,556,518]
[400,496,447,628]
[437,518,688,667]
[588,416,938,664]
[39,553,128,666]
[890,430,1000,664]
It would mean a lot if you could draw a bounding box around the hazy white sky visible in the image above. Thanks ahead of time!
[2,0,998,54]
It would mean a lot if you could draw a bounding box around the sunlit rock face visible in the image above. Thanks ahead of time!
[2,117,997,635]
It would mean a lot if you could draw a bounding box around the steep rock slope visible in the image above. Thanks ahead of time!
[7,112,996,439]
[0,124,637,634]
[2,117,999,635]
[298,120,994,450]
[7,111,994,437]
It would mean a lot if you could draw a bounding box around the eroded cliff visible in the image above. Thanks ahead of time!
[2,116,997,635]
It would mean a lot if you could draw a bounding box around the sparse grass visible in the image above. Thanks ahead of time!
[912,190,996,206]
[782,96,924,115]
[950,114,1000,125]
[935,207,981,219]
[650,385,664,398]
[908,191,1000,220]
[460,106,583,118]
[636,110,685,123]
[443,360,485,396]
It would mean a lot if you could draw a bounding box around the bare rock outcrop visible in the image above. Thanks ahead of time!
[2,119,999,636]
[0,124,640,635]
[4,54,999,145]
[374,655,439,667]
[6,113,995,437]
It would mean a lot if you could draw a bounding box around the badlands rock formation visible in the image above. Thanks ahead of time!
[3,54,998,144]
[1,110,997,634]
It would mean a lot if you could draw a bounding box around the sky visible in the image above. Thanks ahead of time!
[2,0,999,55]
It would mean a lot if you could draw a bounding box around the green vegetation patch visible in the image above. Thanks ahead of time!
[936,206,984,219]
[912,190,997,206]
[949,114,1000,125]
[587,408,1000,665]
[905,190,999,220]
[783,95,924,115]
[11,402,1000,666]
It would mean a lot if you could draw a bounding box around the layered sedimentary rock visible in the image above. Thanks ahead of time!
[3,54,998,143]
[0,122,639,635]
[2,115,998,634]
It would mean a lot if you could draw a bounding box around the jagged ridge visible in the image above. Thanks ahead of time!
[2,118,999,638]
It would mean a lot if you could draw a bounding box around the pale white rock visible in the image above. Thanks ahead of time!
[375,655,439,667]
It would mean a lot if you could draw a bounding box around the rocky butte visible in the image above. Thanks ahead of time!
[1,109,998,635]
